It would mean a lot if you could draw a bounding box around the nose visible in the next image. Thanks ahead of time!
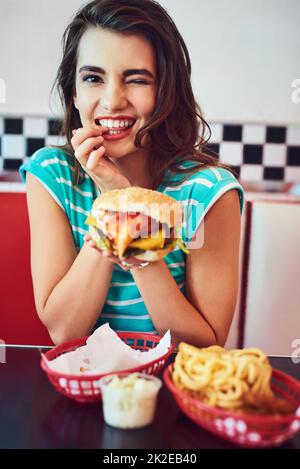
[100,80,127,111]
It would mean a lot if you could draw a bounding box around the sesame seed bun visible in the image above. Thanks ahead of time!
[91,186,183,228]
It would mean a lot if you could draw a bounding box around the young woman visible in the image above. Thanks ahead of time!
[20,0,244,347]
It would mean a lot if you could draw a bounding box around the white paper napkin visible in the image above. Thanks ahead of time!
[42,323,171,376]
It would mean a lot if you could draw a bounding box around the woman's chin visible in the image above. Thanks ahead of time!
[104,141,137,158]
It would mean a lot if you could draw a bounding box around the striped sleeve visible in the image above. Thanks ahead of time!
[179,167,244,245]
[19,147,74,213]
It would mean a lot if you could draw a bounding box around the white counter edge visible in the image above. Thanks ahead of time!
[1,182,300,202]
[0,182,26,192]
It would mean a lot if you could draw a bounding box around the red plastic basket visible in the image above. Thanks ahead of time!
[163,363,300,448]
[41,332,174,403]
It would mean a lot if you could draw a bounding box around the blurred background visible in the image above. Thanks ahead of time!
[0,0,299,354]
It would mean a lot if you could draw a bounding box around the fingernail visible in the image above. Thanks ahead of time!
[72,129,77,135]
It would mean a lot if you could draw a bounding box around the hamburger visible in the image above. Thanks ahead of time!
[85,186,189,262]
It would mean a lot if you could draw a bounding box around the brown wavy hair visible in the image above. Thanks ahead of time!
[52,0,235,189]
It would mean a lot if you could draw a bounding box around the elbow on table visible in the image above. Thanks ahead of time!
[215,334,227,348]
[48,327,79,346]
[36,312,66,346]
[195,324,228,349]
[50,333,65,347]
[42,315,77,346]
[47,327,67,346]
[212,318,233,348]
[38,305,79,346]
[214,321,233,348]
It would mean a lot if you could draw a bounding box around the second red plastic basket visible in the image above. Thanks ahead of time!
[163,363,300,448]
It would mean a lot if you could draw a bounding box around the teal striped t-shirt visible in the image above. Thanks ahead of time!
[19,146,244,334]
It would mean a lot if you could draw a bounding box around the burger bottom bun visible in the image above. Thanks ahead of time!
[133,244,175,262]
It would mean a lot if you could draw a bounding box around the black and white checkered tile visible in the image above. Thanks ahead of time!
[0,116,300,182]
[0,116,65,171]
[206,123,300,182]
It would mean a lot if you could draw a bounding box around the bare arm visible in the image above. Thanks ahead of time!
[26,172,115,345]
[130,190,241,347]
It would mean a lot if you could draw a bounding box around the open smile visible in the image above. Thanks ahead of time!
[95,119,136,141]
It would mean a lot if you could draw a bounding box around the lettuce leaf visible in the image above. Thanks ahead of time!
[171,238,190,255]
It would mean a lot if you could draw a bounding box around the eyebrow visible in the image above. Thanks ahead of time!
[78,65,154,79]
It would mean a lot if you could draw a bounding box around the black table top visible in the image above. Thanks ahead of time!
[0,346,299,449]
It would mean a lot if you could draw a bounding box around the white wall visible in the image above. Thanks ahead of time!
[243,201,300,356]
[0,0,84,116]
[0,0,299,123]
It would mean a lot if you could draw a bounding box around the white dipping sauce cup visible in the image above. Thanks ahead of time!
[98,372,162,429]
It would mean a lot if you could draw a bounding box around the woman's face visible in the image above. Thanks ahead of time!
[74,27,157,159]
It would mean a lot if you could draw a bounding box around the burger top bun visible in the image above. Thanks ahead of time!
[91,186,183,229]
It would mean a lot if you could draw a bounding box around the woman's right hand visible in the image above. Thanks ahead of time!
[83,234,148,271]
[71,126,132,193]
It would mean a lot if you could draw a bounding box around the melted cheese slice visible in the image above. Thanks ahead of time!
[85,214,97,226]
[128,228,166,250]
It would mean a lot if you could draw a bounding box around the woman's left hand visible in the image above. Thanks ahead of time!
[84,234,144,271]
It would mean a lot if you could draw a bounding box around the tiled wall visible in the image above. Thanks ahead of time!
[0,116,300,182]
[0,117,64,172]
[208,123,300,182]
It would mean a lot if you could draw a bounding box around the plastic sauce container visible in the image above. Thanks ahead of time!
[99,372,162,429]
